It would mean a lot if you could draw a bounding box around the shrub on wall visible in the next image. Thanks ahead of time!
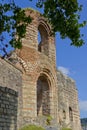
[62,128,72,130]
[19,125,45,130]
[46,115,52,125]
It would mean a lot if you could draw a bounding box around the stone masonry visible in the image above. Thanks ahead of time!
[0,86,18,130]
[0,58,22,130]
[0,8,81,130]
[15,9,58,127]
[57,71,81,130]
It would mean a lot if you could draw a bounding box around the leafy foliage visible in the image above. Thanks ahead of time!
[19,125,45,130]
[46,115,52,125]
[0,0,87,57]
[0,0,32,57]
[61,128,72,130]
[37,0,87,47]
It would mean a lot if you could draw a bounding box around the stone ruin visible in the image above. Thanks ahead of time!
[0,8,81,130]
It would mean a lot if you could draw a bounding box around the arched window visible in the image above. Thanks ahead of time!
[37,75,50,116]
[69,107,73,121]
[38,23,49,55]
[38,30,41,52]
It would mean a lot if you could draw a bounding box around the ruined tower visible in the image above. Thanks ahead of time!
[16,8,58,124]
[0,8,81,130]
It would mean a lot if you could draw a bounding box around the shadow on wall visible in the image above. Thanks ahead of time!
[37,75,50,116]
[0,86,18,130]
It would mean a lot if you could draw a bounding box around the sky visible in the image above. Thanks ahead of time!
[1,0,87,118]
[56,0,87,118]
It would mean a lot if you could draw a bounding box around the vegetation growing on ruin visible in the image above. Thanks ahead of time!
[62,128,72,130]
[19,125,45,130]
[0,0,87,56]
[46,115,52,125]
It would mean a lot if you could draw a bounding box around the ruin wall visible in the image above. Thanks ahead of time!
[57,70,81,130]
[0,58,22,130]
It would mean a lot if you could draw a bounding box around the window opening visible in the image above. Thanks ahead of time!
[37,75,50,116]
[69,107,73,121]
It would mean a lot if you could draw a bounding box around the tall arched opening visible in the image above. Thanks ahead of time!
[38,20,50,56]
[37,75,50,116]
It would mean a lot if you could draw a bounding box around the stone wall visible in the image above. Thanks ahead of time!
[22,8,56,67]
[15,8,58,125]
[0,86,18,130]
[0,58,22,129]
[57,70,81,130]
[0,8,82,130]
[17,47,58,125]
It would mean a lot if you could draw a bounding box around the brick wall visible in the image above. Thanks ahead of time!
[21,8,56,67]
[16,9,58,123]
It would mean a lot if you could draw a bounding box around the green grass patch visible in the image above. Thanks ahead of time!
[19,125,45,130]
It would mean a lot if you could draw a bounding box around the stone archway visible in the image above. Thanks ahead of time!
[37,75,50,116]
[38,19,50,56]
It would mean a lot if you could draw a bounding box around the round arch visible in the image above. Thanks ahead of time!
[36,66,57,118]
[38,18,51,36]
[37,74,51,116]
[37,18,51,54]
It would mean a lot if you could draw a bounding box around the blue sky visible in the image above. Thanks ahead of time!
[1,0,87,118]
[56,0,87,118]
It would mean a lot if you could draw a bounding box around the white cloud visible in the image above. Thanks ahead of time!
[58,66,70,76]
[79,100,87,111]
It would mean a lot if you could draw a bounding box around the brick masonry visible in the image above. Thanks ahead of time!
[0,8,81,130]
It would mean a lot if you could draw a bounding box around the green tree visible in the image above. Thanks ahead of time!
[38,0,86,46]
[0,0,86,57]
